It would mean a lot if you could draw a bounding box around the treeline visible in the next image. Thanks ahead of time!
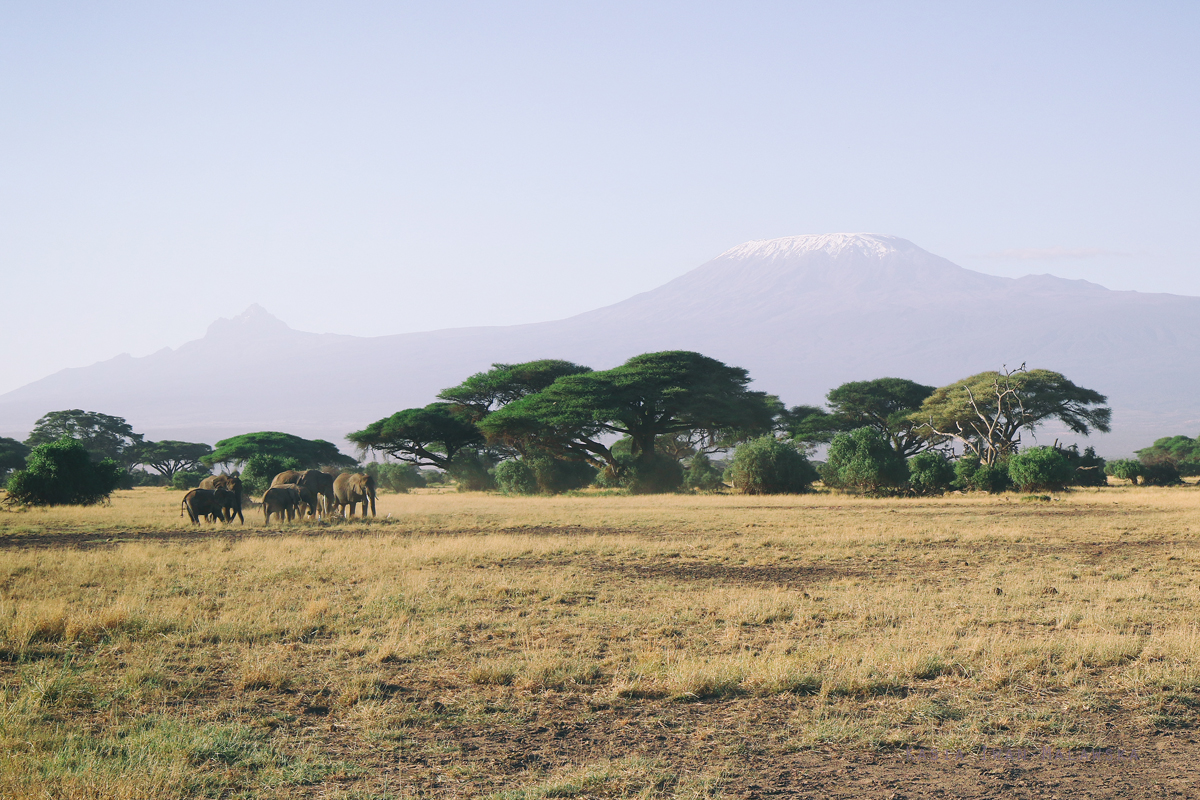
[0,414,360,506]
[2,350,1195,505]
[346,352,1117,495]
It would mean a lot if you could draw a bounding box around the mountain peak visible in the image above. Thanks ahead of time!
[716,233,916,262]
[205,305,292,340]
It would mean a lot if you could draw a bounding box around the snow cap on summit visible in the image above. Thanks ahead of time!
[715,233,916,261]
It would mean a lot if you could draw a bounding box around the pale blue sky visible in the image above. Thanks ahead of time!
[1,2,1197,394]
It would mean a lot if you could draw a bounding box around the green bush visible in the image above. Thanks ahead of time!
[1060,445,1107,487]
[366,462,427,493]
[128,469,165,487]
[684,453,725,492]
[1105,459,1143,485]
[448,452,496,492]
[494,459,539,495]
[953,455,1012,493]
[5,438,124,506]
[821,427,908,494]
[422,469,448,485]
[241,455,301,497]
[907,451,955,495]
[728,436,819,495]
[170,470,211,490]
[0,436,30,482]
[594,459,626,489]
[1007,446,1073,492]
[525,452,596,494]
[1140,461,1182,486]
[625,452,684,494]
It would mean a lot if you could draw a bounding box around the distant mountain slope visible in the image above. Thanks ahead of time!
[2,234,1197,456]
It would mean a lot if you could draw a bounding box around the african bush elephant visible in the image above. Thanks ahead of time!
[181,487,234,525]
[333,472,376,518]
[271,469,336,517]
[199,472,244,523]
[262,485,302,524]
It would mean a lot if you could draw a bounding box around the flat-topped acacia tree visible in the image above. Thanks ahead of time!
[825,377,938,457]
[203,432,357,471]
[134,440,213,481]
[480,351,777,473]
[912,366,1111,465]
[350,360,593,473]
[348,403,486,469]
[25,409,144,468]
[438,359,593,422]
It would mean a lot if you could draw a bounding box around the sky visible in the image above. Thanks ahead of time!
[1,2,1197,395]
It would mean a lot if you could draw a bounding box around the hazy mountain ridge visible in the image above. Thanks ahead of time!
[2,234,1197,456]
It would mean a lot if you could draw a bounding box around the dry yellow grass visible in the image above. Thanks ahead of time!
[0,484,1197,797]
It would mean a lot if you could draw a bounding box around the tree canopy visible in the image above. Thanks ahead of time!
[438,360,592,421]
[911,367,1111,464]
[777,404,843,449]
[825,377,937,457]
[25,410,144,467]
[480,351,776,470]
[1136,434,1200,476]
[0,437,30,478]
[204,432,356,470]
[348,403,486,468]
[135,440,214,480]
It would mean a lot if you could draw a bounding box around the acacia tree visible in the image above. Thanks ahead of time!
[348,403,486,469]
[777,404,844,451]
[1136,435,1200,476]
[912,366,1111,464]
[25,410,144,467]
[480,351,776,472]
[825,378,938,457]
[438,360,592,421]
[135,440,214,480]
[203,432,357,470]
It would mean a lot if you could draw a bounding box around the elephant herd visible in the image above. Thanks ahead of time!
[179,469,377,525]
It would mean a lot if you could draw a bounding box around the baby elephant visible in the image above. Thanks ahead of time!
[181,487,234,524]
[262,484,306,524]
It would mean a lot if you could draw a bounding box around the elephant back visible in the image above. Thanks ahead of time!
[298,469,336,497]
[201,473,243,502]
[184,487,217,513]
[271,470,304,489]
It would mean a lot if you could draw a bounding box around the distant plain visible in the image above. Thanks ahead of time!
[1,485,1199,798]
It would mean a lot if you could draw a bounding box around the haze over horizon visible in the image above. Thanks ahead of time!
[2,3,1197,396]
[5,232,1198,459]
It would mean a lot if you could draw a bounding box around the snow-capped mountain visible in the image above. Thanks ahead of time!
[1,234,1196,456]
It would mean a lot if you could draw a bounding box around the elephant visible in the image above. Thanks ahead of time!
[270,469,336,517]
[199,472,244,523]
[262,485,302,524]
[333,472,376,518]
[181,487,234,524]
[289,483,321,518]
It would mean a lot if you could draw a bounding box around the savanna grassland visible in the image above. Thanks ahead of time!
[1,485,1199,798]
